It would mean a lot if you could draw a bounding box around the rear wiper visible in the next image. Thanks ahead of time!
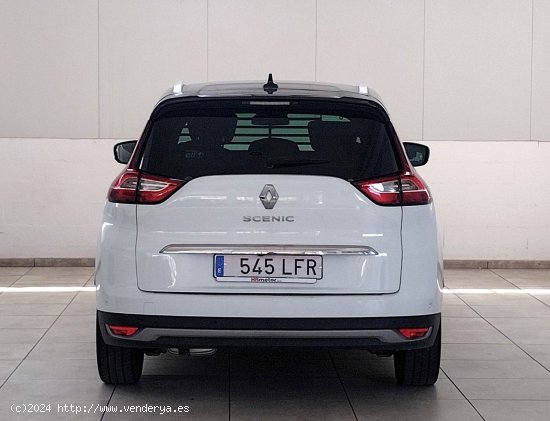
[266,158,330,168]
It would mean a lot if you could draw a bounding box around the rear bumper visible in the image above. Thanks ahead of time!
[97,311,440,351]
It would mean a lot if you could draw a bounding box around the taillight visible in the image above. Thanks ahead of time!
[398,328,430,339]
[108,169,184,204]
[108,169,139,204]
[355,173,431,206]
[135,172,184,204]
[107,325,138,336]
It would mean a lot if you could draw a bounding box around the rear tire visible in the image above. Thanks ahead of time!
[393,325,441,386]
[96,318,143,384]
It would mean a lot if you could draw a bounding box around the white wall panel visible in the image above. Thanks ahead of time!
[0,0,98,138]
[207,0,316,81]
[317,0,424,141]
[424,0,532,141]
[443,226,530,260]
[418,141,550,260]
[532,0,550,141]
[527,227,550,256]
[99,0,207,139]
[0,139,122,258]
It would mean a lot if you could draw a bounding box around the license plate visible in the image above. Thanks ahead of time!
[214,255,323,283]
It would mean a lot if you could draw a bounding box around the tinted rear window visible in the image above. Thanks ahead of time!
[139,99,399,181]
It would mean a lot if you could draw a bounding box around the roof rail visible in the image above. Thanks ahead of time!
[172,81,185,95]
[358,85,369,95]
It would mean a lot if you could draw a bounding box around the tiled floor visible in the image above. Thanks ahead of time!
[1,267,550,420]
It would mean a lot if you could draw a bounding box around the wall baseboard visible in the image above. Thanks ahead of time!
[444,260,550,269]
[1,258,549,270]
[0,258,95,267]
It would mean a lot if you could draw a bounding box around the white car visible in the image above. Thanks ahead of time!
[95,76,443,386]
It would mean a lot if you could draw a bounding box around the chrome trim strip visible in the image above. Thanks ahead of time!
[159,244,378,256]
[111,327,431,343]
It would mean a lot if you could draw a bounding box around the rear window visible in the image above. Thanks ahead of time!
[139,99,399,181]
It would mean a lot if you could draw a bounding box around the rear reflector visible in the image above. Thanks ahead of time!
[108,169,184,204]
[398,328,430,339]
[107,325,139,336]
[354,173,431,206]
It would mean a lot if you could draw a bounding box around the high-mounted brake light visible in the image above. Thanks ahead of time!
[399,328,430,339]
[107,325,138,336]
[355,173,431,206]
[108,169,184,204]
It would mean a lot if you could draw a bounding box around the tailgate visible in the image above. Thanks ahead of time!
[136,175,402,294]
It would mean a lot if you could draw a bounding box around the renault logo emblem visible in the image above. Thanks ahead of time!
[259,184,279,209]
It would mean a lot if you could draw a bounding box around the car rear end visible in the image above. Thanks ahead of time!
[95,81,443,385]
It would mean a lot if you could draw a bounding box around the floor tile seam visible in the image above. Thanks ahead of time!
[458,303,550,306]
[446,292,478,309]
[444,282,520,288]
[442,376,550,380]
[443,316,499,319]
[470,399,550,402]
[63,295,90,313]
[0,326,57,330]
[442,358,536,362]
[0,274,22,294]
[484,317,550,321]
[442,358,542,363]
[328,351,359,421]
[528,292,550,309]
[5,267,32,280]
[0,343,31,362]
[441,306,550,323]
[22,358,96,362]
[440,367,487,421]
[487,269,544,292]
[470,304,550,310]
[478,269,523,289]
[9,275,22,287]
[0,354,32,361]
[11,285,89,288]
[332,396,470,402]
[470,316,550,319]
[15,272,93,277]
[100,384,117,421]
[453,294,545,301]
[0,313,60,317]
[0,290,81,386]
[11,281,90,287]
[0,314,69,317]
[16,273,93,278]
[15,275,92,277]
[469,397,550,401]
[468,304,550,376]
